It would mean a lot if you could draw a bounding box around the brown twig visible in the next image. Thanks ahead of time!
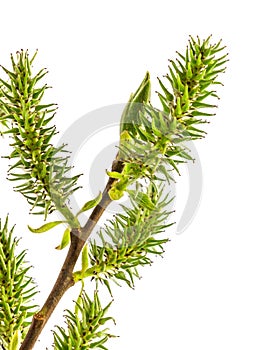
[20,158,123,350]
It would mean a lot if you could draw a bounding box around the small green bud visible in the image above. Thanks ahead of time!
[108,186,124,200]
[187,62,193,79]
[120,130,132,142]
[175,97,182,116]
[182,84,189,103]
[196,52,202,67]
[176,74,184,92]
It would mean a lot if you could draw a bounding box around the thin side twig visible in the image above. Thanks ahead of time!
[20,158,123,350]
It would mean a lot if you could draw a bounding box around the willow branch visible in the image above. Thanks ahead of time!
[20,159,124,350]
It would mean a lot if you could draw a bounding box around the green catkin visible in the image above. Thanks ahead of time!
[0,217,38,349]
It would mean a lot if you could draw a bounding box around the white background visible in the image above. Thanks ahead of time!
[0,1,254,349]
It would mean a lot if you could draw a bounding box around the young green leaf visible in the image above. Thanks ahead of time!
[120,71,151,135]
[73,245,90,282]
[55,227,71,250]
[82,244,90,273]
[77,192,102,216]
[28,221,65,233]
[106,170,123,179]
